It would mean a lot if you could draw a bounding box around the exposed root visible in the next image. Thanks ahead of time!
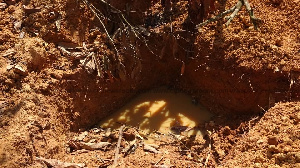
[81,0,119,56]
[196,0,261,29]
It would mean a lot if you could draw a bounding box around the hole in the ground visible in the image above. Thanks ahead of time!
[98,86,213,138]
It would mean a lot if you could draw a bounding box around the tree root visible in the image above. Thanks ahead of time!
[196,0,261,29]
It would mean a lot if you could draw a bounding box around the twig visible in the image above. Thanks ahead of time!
[196,5,236,28]
[258,105,266,113]
[242,0,261,29]
[225,0,243,26]
[154,153,165,165]
[112,125,125,168]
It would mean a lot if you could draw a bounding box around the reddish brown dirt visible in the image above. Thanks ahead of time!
[0,0,299,167]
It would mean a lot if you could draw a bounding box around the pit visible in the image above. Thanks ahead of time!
[0,0,299,167]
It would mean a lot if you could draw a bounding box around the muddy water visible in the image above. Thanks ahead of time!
[99,87,213,136]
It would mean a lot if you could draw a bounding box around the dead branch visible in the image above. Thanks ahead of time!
[196,0,261,29]
[112,125,125,168]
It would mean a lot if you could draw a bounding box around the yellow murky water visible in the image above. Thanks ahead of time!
[99,87,213,137]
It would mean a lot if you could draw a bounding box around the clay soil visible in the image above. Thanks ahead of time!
[0,0,299,167]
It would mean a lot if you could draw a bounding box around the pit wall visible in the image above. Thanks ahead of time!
[17,0,299,130]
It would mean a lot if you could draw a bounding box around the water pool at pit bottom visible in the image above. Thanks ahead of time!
[99,87,213,141]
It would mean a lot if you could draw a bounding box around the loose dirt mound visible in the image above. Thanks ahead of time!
[0,0,299,167]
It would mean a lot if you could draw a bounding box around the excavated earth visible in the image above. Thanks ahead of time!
[0,0,299,167]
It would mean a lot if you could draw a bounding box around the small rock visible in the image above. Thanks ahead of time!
[268,136,278,145]
[14,20,22,32]
[0,3,7,9]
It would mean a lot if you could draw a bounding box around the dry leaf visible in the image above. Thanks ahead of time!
[144,144,161,154]
[2,49,16,57]
[123,140,138,155]
[68,140,81,150]
[79,142,111,150]
[36,157,85,168]
[14,64,28,75]
[76,131,88,141]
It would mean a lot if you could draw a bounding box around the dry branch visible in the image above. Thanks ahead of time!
[112,125,125,168]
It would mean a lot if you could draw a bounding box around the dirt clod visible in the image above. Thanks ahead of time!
[268,136,278,145]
